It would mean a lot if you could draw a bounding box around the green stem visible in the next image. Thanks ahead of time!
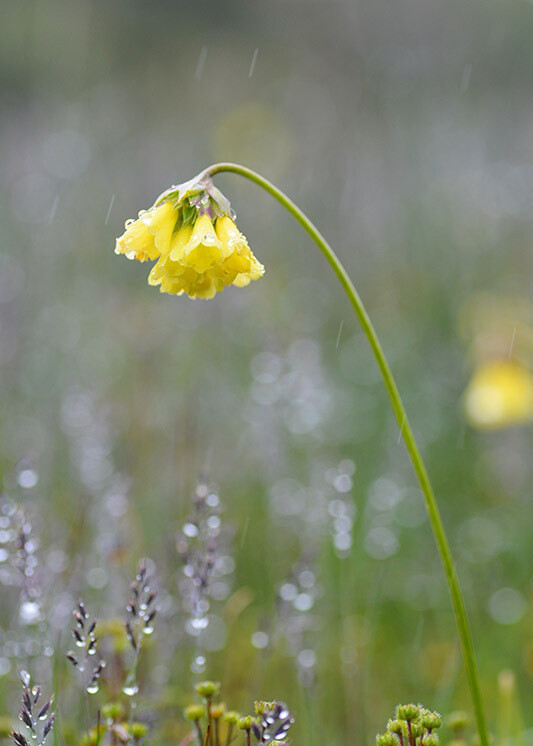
[205,162,489,746]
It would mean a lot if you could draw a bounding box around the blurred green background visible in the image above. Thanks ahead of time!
[0,1,532,744]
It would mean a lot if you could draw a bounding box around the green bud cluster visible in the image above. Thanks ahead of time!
[185,679,292,746]
[396,704,421,722]
[388,720,407,736]
[223,711,241,726]
[376,732,396,743]
[422,713,442,732]
[210,703,226,719]
[195,681,221,700]
[376,703,443,746]
[128,723,148,740]
[254,700,276,716]
[185,704,205,722]
[237,716,257,731]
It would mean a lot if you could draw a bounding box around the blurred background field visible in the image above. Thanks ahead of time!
[0,0,532,744]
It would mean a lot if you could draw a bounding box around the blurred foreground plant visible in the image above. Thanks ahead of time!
[6,562,291,746]
[114,163,490,746]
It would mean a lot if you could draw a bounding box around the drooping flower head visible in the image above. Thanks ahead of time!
[115,172,264,299]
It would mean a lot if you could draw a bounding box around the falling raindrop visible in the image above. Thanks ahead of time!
[248,48,259,78]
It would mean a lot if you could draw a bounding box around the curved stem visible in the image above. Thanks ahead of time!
[206,162,489,744]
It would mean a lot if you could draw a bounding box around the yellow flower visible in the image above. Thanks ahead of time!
[115,174,264,299]
[148,215,265,299]
[463,360,533,429]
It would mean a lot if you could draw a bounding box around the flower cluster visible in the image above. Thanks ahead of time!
[184,685,293,746]
[376,704,442,746]
[115,173,264,299]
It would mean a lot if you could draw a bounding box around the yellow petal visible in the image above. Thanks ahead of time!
[184,214,222,254]
[142,202,178,254]
[215,216,246,255]
[181,214,225,272]
[115,218,158,262]
[169,224,193,262]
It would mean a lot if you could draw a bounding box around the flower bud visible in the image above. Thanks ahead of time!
[421,712,442,731]
[377,733,398,746]
[396,704,420,722]
[222,711,240,726]
[185,705,205,722]
[129,723,148,740]
[210,704,226,719]
[254,701,276,716]
[237,716,256,731]
[387,719,406,735]
[195,681,221,700]
[410,721,424,739]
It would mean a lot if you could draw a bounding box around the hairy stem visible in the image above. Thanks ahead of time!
[205,162,489,746]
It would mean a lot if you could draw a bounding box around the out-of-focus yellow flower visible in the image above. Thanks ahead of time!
[115,173,264,299]
[463,360,533,429]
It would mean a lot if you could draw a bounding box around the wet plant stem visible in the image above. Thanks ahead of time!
[206,700,213,746]
[205,162,489,746]
[83,687,91,746]
[95,711,102,746]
